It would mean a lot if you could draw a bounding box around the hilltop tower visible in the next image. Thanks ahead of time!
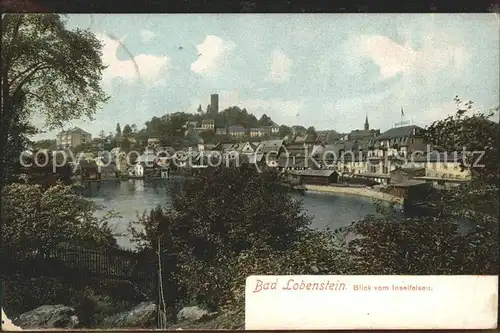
[210,93,219,114]
[364,114,369,130]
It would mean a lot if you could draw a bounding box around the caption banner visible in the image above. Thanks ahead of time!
[245,275,498,329]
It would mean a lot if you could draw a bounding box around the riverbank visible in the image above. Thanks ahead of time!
[304,184,403,204]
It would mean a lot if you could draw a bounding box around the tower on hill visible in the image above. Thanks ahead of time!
[210,93,219,113]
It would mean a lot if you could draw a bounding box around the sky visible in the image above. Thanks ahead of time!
[33,14,499,141]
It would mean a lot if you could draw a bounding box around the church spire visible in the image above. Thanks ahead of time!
[364,114,369,131]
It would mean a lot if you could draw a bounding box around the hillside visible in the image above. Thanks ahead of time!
[120,106,282,147]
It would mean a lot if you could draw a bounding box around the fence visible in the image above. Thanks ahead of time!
[1,243,158,303]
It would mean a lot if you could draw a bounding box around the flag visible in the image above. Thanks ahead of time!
[401,107,404,117]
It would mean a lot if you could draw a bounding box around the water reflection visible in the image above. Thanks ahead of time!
[83,180,377,249]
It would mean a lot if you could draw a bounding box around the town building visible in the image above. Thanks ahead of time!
[236,141,259,154]
[405,151,470,188]
[289,170,340,186]
[252,122,280,137]
[357,125,427,184]
[339,116,380,142]
[316,130,341,144]
[284,134,317,168]
[56,127,92,149]
[201,119,215,131]
[390,167,426,184]
[147,138,160,148]
[216,127,227,135]
[228,125,246,136]
[269,122,280,134]
[385,180,431,200]
[411,152,469,180]
[258,139,285,166]
[249,128,264,137]
[367,125,426,160]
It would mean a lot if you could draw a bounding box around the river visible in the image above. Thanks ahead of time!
[83,179,377,249]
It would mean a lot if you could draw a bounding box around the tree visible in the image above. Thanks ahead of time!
[257,114,271,126]
[2,182,122,318]
[197,104,203,114]
[115,123,121,137]
[279,125,292,138]
[306,126,316,136]
[33,139,57,150]
[122,124,133,137]
[200,130,217,144]
[424,97,499,184]
[98,130,106,141]
[2,183,117,249]
[129,165,315,309]
[206,104,211,113]
[1,14,109,188]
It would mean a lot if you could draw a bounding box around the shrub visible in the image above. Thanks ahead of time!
[2,275,81,317]
[1,183,123,319]
[1,182,118,249]
[222,227,352,317]
[129,165,313,309]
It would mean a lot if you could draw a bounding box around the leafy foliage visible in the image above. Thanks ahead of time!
[222,227,351,316]
[1,14,109,129]
[129,165,351,310]
[349,208,498,275]
[33,139,57,150]
[424,97,499,183]
[1,14,109,186]
[2,183,118,249]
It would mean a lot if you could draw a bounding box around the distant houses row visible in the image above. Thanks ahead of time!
[184,119,280,137]
[48,116,473,190]
[129,124,470,188]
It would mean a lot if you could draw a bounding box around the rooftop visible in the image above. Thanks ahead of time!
[58,126,90,135]
[372,125,423,141]
[389,180,429,187]
[289,170,338,177]
[413,151,465,163]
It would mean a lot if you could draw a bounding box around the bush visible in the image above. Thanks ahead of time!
[73,287,132,328]
[348,180,498,275]
[129,165,314,310]
[222,227,352,317]
[2,275,81,317]
[1,182,118,249]
[1,183,125,321]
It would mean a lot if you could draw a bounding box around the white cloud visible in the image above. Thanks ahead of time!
[269,49,293,83]
[139,29,157,43]
[98,33,169,86]
[190,35,235,77]
[344,34,469,80]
